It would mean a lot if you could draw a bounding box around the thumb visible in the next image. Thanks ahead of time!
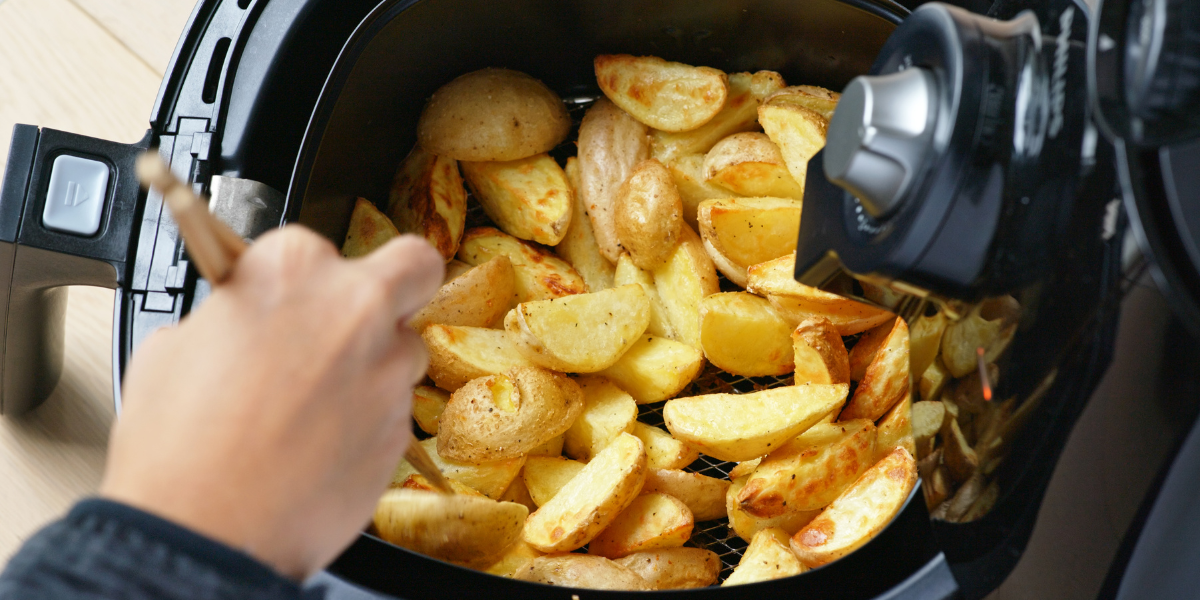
[356,235,445,323]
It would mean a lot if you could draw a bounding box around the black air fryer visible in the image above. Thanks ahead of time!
[2,0,1198,598]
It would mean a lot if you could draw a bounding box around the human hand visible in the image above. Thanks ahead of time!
[99,225,443,580]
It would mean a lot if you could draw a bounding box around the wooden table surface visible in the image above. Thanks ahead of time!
[0,0,198,563]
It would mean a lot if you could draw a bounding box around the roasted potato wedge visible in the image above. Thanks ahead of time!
[523,456,588,507]
[942,296,1019,377]
[417,68,570,162]
[875,394,916,460]
[525,432,647,552]
[599,335,705,404]
[499,473,538,512]
[485,540,544,578]
[912,400,945,456]
[790,447,917,567]
[727,476,820,542]
[943,418,979,483]
[666,154,741,230]
[564,375,639,461]
[615,159,684,269]
[505,284,650,372]
[342,198,399,258]
[437,367,583,463]
[458,227,587,303]
[653,225,720,349]
[589,493,694,558]
[514,554,651,590]
[397,474,485,497]
[577,98,651,262]
[461,153,573,245]
[704,132,804,199]
[697,197,803,287]
[412,385,449,435]
[409,255,515,332]
[374,490,527,567]
[529,434,564,457]
[387,145,468,261]
[793,316,851,385]
[651,71,787,164]
[614,254,677,339]
[391,438,524,498]
[909,310,948,379]
[615,548,721,589]
[762,85,840,120]
[738,420,876,516]
[723,527,807,586]
[920,357,952,403]
[595,54,728,132]
[728,458,762,481]
[443,259,474,282]
[840,317,910,422]
[849,319,895,382]
[663,383,848,462]
[747,254,895,335]
[422,325,536,391]
[643,469,730,522]
[758,100,828,191]
[633,422,700,471]
[557,156,615,292]
[699,292,794,376]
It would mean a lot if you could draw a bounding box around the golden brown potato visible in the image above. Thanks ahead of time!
[728,458,762,480]
[642,469,730,522]
[942,296,1019,377]
[912,400,945,455]
[697,197,803,287]
[397,474,485,497]
[726,476,820,542]
[342,198,399,258]
[738,420,876,516]
[613,254,677,339]
[924,464,952,510]
[374,489,528,567]
[437,367,583,463]
[387,145,468,261]
[595,54,728,132]
[849,319,895,382]
[417,68,570,162]
[514,554,651,590]
[652,70,787,164]
[703,132,804,199]
[411,385,449,435]
[653,225,720,349]
[790,447,917,567]
[615,159,684,269]
[461,154,573,245]
[665,154,741,230]
[700,292,793,376]
[498,473,538,512]
[758,100,828,191]
[875,394,916,461]
[528,434,564,457]
[746,255,895,335]
[614,548,721,589]
[793,317,850,385]
[523,456,587,507]
[457,227,587,303]
[443,259,474,282]
[391,438,524,498]
[632,422,699,471]
[840,318,910,422]
[577,98,651,262]
[505,284,650,373]
[564,375,639,461]
[599,335,705,403]
[723,527,807,586]
[909,310,948,379]
[422,325,535,391]
[663,383,848,462]
[485,540,544,578]
[588,493,694,558]
[524,432,647,552]
[408,255,515,332]
[762,85,840,120]
[556,156,615,292]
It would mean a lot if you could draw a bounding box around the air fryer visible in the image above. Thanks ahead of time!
[0,0,1155,598]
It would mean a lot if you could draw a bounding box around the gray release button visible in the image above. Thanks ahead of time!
[43,155,109,236]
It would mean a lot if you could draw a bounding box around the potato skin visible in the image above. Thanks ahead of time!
[595,54,728,132]
[514,555,652,590]
[615,159,684,270]
[417,68,570,162]
[458,227,587,303]
[388,145,468,261]
[408,255,515,332]
[578,98,651,262]
[341,198,399,258]
[615,548,720,589]
[373,489,527,567]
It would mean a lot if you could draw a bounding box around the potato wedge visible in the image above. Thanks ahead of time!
[443,259,474,282]
[529,434,564,457]
[374,489,527,566]
[422,325,536,391]
[595,54,728,132]
[909,310,948,379]
[738,420,876,516]
[943,418,979,483]
[723,527,807,586]
[652,70,787,164]
[728,458,762,480]
[747,254,895,335]
[912,400,945,454]
[920,357,952,403]
[697,197,803,287]
[438,367,583,463]
[653,225,719,349]
[704,132,804,199]
[458,227,587,303]
[485,540,544,578]
[563,376,639,461]
[614,254,677,339]
[499,473,538,512]
[578,98,651,262]
[397,474,485,497]
[514,554,651,590]
[942,296,1019,377]
[663,383,848,461]
[409,256,515,332]
[599,335,705,404]
[762,85,840,120]
[411,385,449,435]
[524,456,587,507]
[666,154,740,230]
[727,476,820,542]
[387,145,468,261]
[758,101,828,191]
[700,292,794,376]
[461,154,573,245]
[876,394,916,460]
[505,284,650,372]
[342,198,399,258]
[793,316,850,385]
[840,318,910,422]
[849,319,895,382]
[633,422,699,471]
[525,432,647,552]
[643,469,730,522]
[391,438,524,498]
[615,548,721,589]
[589,493,694,558]
[417,68,570,162]
[790,447,917,567]
[924,464,952,510]
[557,156,614,292]
[615,159,684,269]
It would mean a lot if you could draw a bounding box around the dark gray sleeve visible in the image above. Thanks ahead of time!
[0,499,311,600]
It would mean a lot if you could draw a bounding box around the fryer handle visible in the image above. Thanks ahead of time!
[0,124,147,415]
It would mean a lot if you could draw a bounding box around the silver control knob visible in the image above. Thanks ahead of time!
[824,67,939,219]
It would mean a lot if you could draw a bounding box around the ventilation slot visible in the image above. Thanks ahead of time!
[201,37,232,104]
